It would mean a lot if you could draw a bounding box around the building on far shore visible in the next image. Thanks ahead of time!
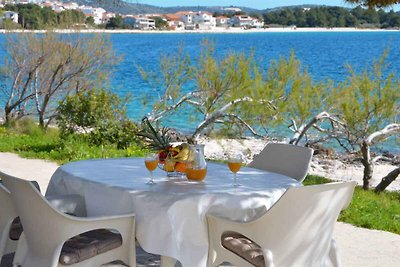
[123,15,155,30]
[223,7,242,13]
[216,16,229,27]
[193,11,216,30]
[1,11,19,23]
[80,6,106,24]
[163,13,184,30]
[230,15,264,28]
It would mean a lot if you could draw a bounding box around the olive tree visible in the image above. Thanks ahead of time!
[140,42,329,142]
[1,32,118,128]
[140,43,269,140]
[329,55,400,190]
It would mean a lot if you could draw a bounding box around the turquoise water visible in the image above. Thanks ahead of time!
[105,32,400,122]
[0,32,399,151]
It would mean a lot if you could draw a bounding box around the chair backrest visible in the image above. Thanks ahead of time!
[0,181,17,256]
[246,182,356,267]
[248,143,314,182]
[1,173,70,258]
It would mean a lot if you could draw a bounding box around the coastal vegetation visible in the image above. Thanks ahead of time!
[2,3,86,29]
[346,0,400,8]
[263,6,400,28]
[0,118,144,163]
[0,32,118,128]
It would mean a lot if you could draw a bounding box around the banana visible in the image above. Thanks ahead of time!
[173,143,191,161]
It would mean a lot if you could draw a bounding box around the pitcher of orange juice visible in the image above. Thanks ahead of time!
[186,144,207,181]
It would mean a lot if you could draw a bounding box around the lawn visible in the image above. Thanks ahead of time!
[0,122,145,164]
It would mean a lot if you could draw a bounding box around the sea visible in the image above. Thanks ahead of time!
[0,32,399,152]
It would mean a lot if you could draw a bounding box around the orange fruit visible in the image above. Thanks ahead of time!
[163,160,175,172]
[174,162,187,173]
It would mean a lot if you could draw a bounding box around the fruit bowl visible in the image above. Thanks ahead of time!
[159,160,187,177]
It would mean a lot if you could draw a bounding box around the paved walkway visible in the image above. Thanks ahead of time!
[1,152,400,267]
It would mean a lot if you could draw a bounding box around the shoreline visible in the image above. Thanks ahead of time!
[1,27,399,34]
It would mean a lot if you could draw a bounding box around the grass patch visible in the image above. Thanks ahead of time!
[0,122,146,164]
[304,175,400,235]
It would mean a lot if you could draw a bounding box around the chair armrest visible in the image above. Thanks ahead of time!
[262,249,276,267]
[46,194,86,217]
[207,213,254,237]
[53,212,136,246]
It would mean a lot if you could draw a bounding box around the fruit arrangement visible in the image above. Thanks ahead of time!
[137,118,191,173]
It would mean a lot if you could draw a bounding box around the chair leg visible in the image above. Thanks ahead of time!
[160,256,177,267]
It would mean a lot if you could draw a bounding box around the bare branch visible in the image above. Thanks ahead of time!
[372,156,394,163]
[148,91,201,122]
[375,167,400,193]
[289,111,337,145]
[224,113,264,138]
[366,123,400,145]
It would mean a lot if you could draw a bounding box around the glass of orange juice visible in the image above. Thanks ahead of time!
[228,154,242,187]
[144,153,158,185]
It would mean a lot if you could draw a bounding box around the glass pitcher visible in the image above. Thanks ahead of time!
[186,144,207,181]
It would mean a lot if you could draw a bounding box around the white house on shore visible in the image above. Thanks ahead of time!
[123,15,155,30]
[216,16,229,27]
[176,11,195,30]
[193,11,216,30]
[1,11,19,23]
[80,6,106,24]
[163,13,184,30]
[230,15,264,28]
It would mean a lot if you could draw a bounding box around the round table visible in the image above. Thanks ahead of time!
[46,158,300,267]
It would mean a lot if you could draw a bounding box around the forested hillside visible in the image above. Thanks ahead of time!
[263,6,400,28]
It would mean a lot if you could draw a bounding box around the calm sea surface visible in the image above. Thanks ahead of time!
[0,32,399,151]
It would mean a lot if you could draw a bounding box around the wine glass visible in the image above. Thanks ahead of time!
[144,153,158,185]
[228,154,243,187]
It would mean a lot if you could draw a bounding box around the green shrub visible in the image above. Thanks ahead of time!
[0,122,145,164]
[56,89,140,148]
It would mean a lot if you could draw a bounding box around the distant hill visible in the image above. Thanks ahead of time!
[161,6,261,14]
[56,0,261,15]
[47,1,356,16]
[72,0,165,14]
[263,4,350,12]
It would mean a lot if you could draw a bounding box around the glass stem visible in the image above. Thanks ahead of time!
[233,172,237,187]
[150,171,154,183]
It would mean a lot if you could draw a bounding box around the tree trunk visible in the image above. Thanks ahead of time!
[374,167,400,193]
[360,140,373,190]
[4,105,13,124]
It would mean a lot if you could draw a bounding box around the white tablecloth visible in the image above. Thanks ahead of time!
[46,158,300,267]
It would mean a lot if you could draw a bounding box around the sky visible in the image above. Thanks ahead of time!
[132,1,400,10]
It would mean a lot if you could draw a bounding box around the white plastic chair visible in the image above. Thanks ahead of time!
[207,182,356,267]
[248,143,314,182]
[0,182,18,259]
[2,173,136,267]
[1,171,87,265]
